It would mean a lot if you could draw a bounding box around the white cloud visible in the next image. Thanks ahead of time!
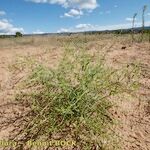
[68,0,98,10]
[0,19,24,35]
[27,0,98,19]
[27,0,98,10]
[57,21,150,33]
[0,11,6,16]
[61,9,83,18]
[75,24,94,29]
[33,29,44,34]
[26,0,67,5]
[57,28,69,33]
[126,17,137,22]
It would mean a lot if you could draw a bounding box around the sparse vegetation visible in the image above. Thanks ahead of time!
[141,5,147,42]
[12,46,139,150]
[131,13,137,42]
[15,32,23,37]
[0,5,149,150]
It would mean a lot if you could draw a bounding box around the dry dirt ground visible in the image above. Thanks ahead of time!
[0,35,149,150]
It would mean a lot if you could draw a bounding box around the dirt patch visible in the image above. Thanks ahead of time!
[106,42,150,150]
[0,35,149,150]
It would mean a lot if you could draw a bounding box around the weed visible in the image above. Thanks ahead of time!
[131,13,137,43]
[14,47,139,149]
[141,5,147,42]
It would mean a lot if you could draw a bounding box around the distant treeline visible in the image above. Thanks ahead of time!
[77,27,150,35]
[0,32,23,38]
[0,35,14,38]
[109,28,150,34]
[0,27,150,38]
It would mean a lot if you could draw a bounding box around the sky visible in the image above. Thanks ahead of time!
[0,0,150,34]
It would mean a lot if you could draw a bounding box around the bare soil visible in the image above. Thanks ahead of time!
[0,35,149,150]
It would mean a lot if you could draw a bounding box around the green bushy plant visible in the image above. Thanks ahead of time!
[15,32,22,37]
[14,47,139,149]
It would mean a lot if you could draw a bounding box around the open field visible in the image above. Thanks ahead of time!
[0,34,150,150]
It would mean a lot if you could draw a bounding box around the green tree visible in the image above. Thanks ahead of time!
[15,32,22,37]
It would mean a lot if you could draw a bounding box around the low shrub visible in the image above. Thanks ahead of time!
[15,47,139,149]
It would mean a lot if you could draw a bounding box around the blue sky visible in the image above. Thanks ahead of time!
[0,0,150,34]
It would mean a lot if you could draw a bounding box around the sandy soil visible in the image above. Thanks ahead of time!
[0,35,149,150]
